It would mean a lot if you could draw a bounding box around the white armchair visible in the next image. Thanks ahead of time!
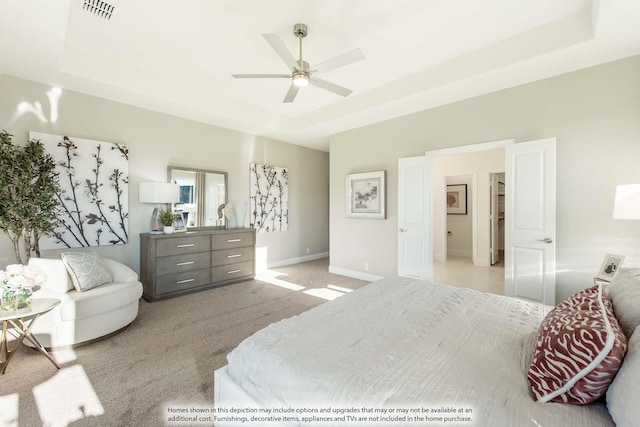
[26,256,143,348]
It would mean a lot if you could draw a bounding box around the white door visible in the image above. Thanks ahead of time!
[398,156,432,280]
[505,138,556,305]
[490,174,500,265]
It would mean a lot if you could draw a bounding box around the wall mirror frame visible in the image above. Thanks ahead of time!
[167,166,228,230]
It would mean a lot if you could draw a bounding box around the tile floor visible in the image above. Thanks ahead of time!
[433,254,505,295]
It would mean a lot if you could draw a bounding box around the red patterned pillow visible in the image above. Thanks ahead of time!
[527,285,627,404]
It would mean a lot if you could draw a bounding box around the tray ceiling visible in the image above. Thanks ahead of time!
[1,0,640,151]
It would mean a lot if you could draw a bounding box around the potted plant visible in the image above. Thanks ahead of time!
[0,131,61,264]
[159,209,176,234]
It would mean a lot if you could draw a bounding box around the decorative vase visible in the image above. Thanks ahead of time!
[234,200,248,228]
[163,226,174,234]
[226,200,248,229]
[226,216,236,229]
[1,287,33,311]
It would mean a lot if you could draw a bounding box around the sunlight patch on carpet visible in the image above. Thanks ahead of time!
[33,365,104,426]
[327,284,354,293]
[257,270,355,300]
[0,393,18,426]
[302,288,345,300]
[256,270,305,291]
[50,347,77,364]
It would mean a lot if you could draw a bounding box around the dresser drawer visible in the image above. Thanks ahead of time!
[211,261,254,283]
[155,269,211,295]
[211,231,255,250]
[156,252,211,276]
[211,246,254,267]
[155,235,210,257]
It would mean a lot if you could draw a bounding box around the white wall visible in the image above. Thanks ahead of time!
[330,55,640,302]
[0,74,330,272]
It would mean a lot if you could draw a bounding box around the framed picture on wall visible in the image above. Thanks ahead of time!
[447,184,467,215]
[346,170,386,219]
[596,253,626,281]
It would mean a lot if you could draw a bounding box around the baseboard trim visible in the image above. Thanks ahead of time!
[328,266,384,282]
[266,252,329,269]
[447,250,472,258]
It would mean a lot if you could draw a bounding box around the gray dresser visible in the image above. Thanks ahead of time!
[140,228,256,301]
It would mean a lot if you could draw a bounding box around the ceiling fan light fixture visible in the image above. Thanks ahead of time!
[292,71,310,87]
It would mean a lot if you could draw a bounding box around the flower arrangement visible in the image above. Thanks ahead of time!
[0,264,44,310]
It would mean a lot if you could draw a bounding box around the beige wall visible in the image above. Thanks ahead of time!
[330,55,640,302]
[0,74,329,272]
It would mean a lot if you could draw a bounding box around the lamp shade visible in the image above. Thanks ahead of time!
[139,182,180,204]
[613,183,640,220]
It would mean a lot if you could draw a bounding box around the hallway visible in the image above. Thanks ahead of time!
[433,255,504,296]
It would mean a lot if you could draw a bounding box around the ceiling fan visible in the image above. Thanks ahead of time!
[232,23,365,103]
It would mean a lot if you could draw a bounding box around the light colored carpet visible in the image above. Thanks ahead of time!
[0,258,367,427]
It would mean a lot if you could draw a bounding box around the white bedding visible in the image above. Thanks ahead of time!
[223,277,613,426]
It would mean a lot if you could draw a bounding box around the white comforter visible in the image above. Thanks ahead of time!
[226,277,613,426]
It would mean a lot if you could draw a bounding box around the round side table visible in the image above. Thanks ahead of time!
[1,298,61,374]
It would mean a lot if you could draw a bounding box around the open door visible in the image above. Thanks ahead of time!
[505,138,556,305]
[398,156,432,280]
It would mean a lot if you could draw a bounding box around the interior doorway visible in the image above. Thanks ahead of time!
[429,141,511,294]
[398,137,556,302]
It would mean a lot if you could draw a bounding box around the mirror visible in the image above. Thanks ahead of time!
[167,166,227,229]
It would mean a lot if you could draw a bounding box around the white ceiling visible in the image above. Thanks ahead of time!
[2,0,640,151]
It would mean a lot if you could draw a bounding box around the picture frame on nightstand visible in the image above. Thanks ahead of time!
[173,214,186,232]
[596,253,626,282]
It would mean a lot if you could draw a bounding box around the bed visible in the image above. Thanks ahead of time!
[215,272,640,426]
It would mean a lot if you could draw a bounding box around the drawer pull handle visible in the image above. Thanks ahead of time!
[227,269,242,274]
[227,239,242,243]
[176,278,195,284]
[177,244,195,248]
[227,254,242,259]
[176,261,195,266]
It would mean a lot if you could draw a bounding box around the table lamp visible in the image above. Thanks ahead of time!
[613,183,640,220]
[139,182,180,234]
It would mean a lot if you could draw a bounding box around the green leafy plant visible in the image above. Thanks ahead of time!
[159,209,176,227]
[0,130,61,264]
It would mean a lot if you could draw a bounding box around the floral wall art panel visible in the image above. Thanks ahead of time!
[30,132,129,249]
[250,163,288,232]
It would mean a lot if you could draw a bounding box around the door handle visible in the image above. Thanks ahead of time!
[399,228,407,232]
[536,237,553,244]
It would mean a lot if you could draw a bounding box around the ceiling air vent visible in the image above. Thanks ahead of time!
[82,0,115,20]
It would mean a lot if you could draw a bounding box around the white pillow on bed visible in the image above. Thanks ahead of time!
[607,325,640,427]
[606,268,640,339]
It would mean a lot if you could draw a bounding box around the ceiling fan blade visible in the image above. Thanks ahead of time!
[313,48,365,74]
[262,33,298,71]
[283,84,300,103]
[232,74,290,79]
[311,78,352,97]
